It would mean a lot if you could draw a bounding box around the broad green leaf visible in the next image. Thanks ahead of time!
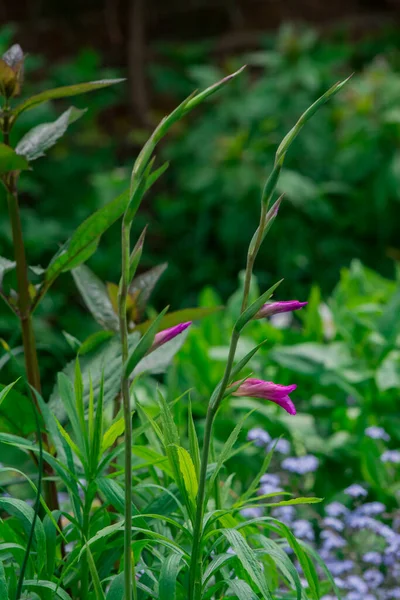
[222,529,273,600]
[159,553,182,600]
[79,330,114,355]
[0,143,29,174]
[15,106,86,161]
[176,445,198,502]
[255,535,302,600]
[376,349,400,391]
[106,573,124,600]
[72,264,119,331]
[134,306,223,335]
[101,416,125,455]
[13,78,125,119]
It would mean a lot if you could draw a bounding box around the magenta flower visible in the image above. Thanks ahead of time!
[231,378,297,415]
[255,300,307,319]
[150,321,192,352]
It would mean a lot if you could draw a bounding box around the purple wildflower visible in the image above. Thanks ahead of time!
[254,300,307,319]
[364,568,384,589]
[271,505,296,524]
[381,450,400,464]
[260,473,281,487]
[247,427,271,447]
[240,507,263,519]
[344,484,368,498]
[365,426,390,441]
[231,378,297,415]
[325,559,354,576]
[362,552,382,565]
[355,501,385,517]
[281,455,319,474]
[151,322,192,351]
[292,519,315,542]
[322,517,344,532]
[268,438,291,455]
[320,530,346,550]
[325,501,349,518]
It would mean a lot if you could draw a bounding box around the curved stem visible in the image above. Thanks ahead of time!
[118,222,134,600]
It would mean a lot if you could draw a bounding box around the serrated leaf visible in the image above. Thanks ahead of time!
[13,78,125,119]
[0,143,29,174]
[72,264,119,331]
[15,106,86,161]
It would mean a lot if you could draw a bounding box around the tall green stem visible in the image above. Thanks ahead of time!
[118,222,134,600]
[189,201,267,600]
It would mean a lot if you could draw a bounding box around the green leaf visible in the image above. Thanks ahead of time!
[15,106,86,161]
[0,143,29,174]
[222,529,273,600]
[96,477,148,529]
[188,400,200,480]
[79,331,114,355]
[101,416,125,455]
[376,350,400,391]
[87,545,106,600]
[13,78,125,119]
[235,280,283,332]
[159,553,182,600]
[23,580,72,600]
[0,256,15,285]
[124,307,169,378]
[44,188,130,286]
[226,579,260,600]
[132,446,173,477]
[106,573,124,600]
[135,306,223,334]
[72,264,119,331]
[0,561,8,599]
[176,445,198,502]
[0,379,18,407]
[208,411,253,493]
[0,498,46,574]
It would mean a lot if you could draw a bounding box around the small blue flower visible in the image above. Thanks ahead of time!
[260,473,281,487]
[269,438,291,455]
[258,483,283,496]
[325,501,349,518]
[240,507,263,519]
[247,427,271,447]
[344,484,368,498]
[365,425,390,441]
[271,505,295,524]
[292,519,315,542]
[363,568,384,589]
[355,501,385,517]
[346,575,368,593]
[325,559,354,576]
[322,517,344,532]
[385,589,400,599]
[381,450,400,464]
[281,455,319,475]
[320,530,346,550]
[362,551,382,565]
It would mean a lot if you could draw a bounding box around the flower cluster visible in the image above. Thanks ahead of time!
[243,425,400,600]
